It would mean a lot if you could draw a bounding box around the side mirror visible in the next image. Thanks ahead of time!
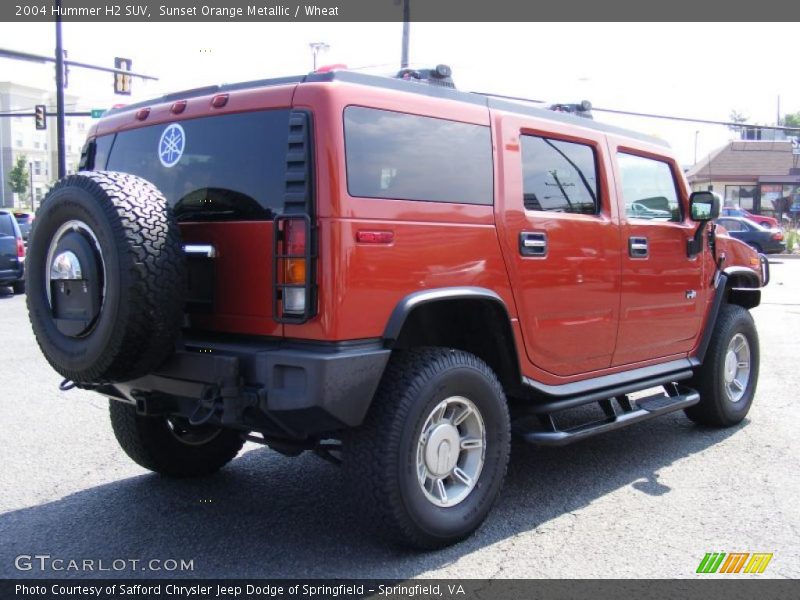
[689,191,720,222]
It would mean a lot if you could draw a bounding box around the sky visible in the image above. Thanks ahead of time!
[0,21,797,166]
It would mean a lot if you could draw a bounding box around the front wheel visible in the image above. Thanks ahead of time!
[109,400,245,478]
[685,304,759,427]
[343,348,511,549]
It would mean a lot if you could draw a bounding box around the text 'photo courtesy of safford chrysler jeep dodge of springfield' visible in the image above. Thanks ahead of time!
[25,66,768,549]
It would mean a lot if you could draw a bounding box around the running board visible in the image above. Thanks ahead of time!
[514,386,700,447]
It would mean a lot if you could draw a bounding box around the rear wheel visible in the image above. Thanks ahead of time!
[343,348,510,549]
[109,400,244,478]
[685,304,759,427]
[12,280,25,294]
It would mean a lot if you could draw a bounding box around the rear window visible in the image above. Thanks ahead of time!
[99,110,291,221]
[344,106,493,205]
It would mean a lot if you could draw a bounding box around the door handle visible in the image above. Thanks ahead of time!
[629,236,649,258]
[520,232,547,257]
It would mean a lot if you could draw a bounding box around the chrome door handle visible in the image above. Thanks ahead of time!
[629,237,648,258]
[520,232,547,257]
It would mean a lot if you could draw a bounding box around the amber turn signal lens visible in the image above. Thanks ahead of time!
[285,259,306,284]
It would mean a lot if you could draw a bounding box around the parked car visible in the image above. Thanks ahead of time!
[720,206,780,229]
[0,210,25,294]
[25,66,768,549]
[716,216,786,254]
[13,211,34,242]
[629,201,672,219]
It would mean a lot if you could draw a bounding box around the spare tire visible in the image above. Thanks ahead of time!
[27,171,186,384]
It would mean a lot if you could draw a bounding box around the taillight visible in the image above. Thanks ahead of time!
[16,237,25,258]
[772,231,784,241]
[283,219,307,314]
[274,216,314,322]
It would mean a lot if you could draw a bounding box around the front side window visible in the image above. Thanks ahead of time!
[520,135,599,214]
[617,153,681,221]
[344,106,493,205]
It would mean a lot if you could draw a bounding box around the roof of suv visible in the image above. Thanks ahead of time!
[104,70,667,148]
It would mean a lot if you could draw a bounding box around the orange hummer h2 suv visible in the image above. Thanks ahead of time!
[26,66,769,549]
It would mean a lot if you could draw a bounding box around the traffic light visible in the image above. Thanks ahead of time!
[34,104,46,130]
[114,57,132,95]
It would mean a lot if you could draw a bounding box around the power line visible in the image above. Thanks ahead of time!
[473,90,800,132]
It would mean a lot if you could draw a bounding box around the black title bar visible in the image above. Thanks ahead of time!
[3,0,800,22]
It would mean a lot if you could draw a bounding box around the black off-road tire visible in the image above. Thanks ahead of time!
[685,304,760,427]
[26,171,186,384]
[343,348,511,549]
[12,280,25,294]
[109,401,245,478]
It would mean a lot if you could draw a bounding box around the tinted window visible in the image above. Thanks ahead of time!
[521,135,599,214]
[104,110,291,221]
[0,214,16,237]
[618,153,681,221]
[344,106,493,205]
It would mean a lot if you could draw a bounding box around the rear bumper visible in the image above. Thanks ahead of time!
[106,336,391,438]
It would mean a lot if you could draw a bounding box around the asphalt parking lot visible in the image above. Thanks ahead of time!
[1,260,798,580]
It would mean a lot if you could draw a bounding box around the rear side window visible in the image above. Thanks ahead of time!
[520,135,599,214]
[344,106,493,205]
[617,153,682,221]
[0,214,15,236]
[102,110,291,221]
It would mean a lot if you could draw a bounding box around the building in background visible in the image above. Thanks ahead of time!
[686,139,800,222]
[0,82,89,208]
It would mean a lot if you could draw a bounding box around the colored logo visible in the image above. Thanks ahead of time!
[158,123,185,168]
[696,552,773,574]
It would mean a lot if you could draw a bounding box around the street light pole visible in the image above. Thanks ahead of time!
[309,42,329,71]
[54,0,66,179]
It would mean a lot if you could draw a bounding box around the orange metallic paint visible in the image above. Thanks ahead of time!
[92,79,762,389]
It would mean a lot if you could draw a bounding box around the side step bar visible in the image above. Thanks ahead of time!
[514,386,700,447]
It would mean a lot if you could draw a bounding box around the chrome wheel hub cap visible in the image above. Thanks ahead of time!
[723,333,751,403]
[416,396,486,508]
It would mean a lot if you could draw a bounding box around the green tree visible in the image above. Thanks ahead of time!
[728,110,748,134]
[783,112,800,135]
[7,155,29,201]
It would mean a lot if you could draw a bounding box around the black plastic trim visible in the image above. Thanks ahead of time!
[111,338,391,436]
[383,286,511,342]
[693,273,728,365]
[522,358,695,398]
[524,370,694,415]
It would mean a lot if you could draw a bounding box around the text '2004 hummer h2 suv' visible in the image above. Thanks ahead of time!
[26,66,768,549]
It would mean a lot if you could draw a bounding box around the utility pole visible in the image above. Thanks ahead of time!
[401,0,410,68]
[54,0,66,179]
[29,162,34,210]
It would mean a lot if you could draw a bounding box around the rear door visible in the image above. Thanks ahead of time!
[494,111,622,377]
[608,143,706,365]
[96,105,298,337]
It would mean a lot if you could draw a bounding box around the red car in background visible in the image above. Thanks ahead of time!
[721,206,780,229]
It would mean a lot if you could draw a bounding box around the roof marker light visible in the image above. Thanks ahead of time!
[171,100,187,114]
[211,94,229,108]
[135,107,150,121]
